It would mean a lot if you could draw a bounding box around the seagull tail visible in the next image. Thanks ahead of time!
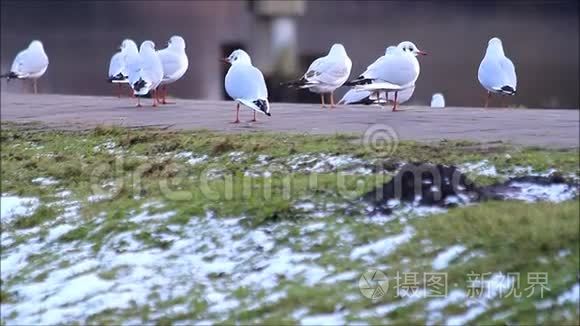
[280,77,309,88]
[238,98,271,117]
[1,72,19,80]
[494,85,516,95]
[108,73,127,83]
[344,76,373,86]
[132,78,149,95]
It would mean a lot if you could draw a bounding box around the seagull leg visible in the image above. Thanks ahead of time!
[33,79,38,94]
[152,89,158,107]
[232,103,240,123]
[251,110,257,122]
[484,91,491,108]
[392,91,398,112]
[320,93,326,108]
[117,84,122,98]
[330,91,335,108]
[136,96,142,108]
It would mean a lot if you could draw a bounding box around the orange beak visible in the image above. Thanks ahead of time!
[417,50,428,56]
[220,58,230,64]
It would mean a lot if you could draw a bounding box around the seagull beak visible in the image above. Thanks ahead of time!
[220,58,230,64]
[417,50,428,56]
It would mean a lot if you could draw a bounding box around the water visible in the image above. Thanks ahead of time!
[1,0,578,108]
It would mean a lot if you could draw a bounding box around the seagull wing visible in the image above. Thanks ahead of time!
[303,56,350,86]
[158,49,188,82]
[108,51,127,81]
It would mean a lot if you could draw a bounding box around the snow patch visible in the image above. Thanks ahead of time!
[432,245,467,270]
[1,195,40,223]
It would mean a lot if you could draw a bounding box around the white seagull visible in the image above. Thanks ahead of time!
[223,49,271,123]
[108,39,138,98]
[1,40,49,94]
[430,93,445,108]
[478,37,517,108]
[283,43,352,108]
[127,40,164,107]
[345,41,426,111]
[339,83,415,106]
[157,35,189,104]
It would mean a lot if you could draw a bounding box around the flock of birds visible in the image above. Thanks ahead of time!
[1,36,517,123]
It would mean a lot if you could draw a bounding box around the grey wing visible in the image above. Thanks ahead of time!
[108,52,125,77]
[158,50,180,79]
[10,50,27,76]
[251,66,268,99]
[500,57,517,88]
[305,58,350,86]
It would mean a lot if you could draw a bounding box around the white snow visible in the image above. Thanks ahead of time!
[504,182,577,203]
[557,283,579,305]
[32,177,59,186]
[460,160,498,177]
[301,312,346,326]
[350,226,414,262]
[1,195,39,223]
[432,245,467,270]
[175,151,208,165]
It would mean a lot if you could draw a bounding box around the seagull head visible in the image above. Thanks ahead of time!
[398,41,427,56]
[120,39,138,53]
[328,43,347,56]
[486,37,505,56]
[140,40,156,52]
[168,35,186,50]
[29,40,44,51]
[222,49,251,65]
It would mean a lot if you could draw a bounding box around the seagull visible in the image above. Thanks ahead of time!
[223,49,271,123]
[339,84,415,106]
[345,41,426,111]
[108,39,138,98]
[431,93,445,108]
[1,40,49,94]
[127,40,164,107]
[157,35,189,104]
[478,37,517,108]
[282,43,352,108]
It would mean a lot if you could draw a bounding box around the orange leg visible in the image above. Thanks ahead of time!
[231,103,240,123]
[392,91,398,112]
[152,89,158,107]
[330,91,335,108]
[484,91,491,108]
[250,110,257,122]
[136,96,142,107]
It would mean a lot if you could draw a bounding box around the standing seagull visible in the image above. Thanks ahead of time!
[223,49,271,123]
[478,37,517,108]
[345,41,426,111]
[282,43,352,108]
[108,39,138,98]
[127,40,164,107]
[1,40,49,94]
[157,35,189,104]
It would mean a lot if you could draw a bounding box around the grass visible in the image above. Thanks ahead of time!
[1,124,578,324]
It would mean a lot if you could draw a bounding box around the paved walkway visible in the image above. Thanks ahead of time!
[1,93,578,148]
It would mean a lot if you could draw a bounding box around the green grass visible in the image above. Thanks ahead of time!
[1,124,578,325]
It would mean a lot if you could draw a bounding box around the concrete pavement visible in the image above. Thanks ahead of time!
[1,93,578,148]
